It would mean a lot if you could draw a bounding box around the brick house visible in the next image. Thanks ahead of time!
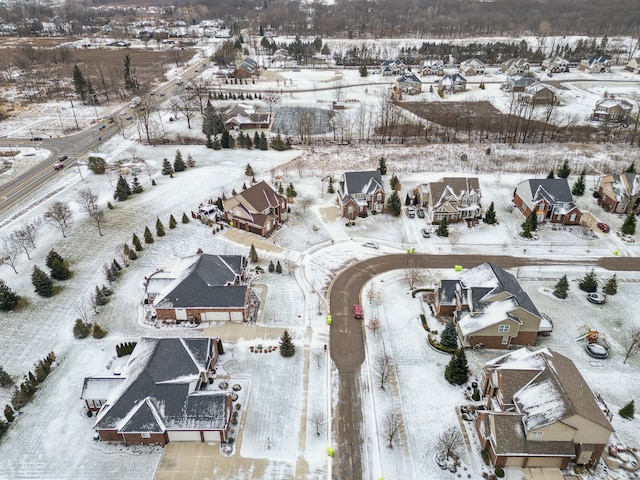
[438,73,467,93]
[224,181,287,236]
[459,58,485,76]
[513,178,582,225]
[395,74,422,95]
[147,253,249,323]
[592,97,633,123]
[381,58,405,76]
[434,262,551,349]
[501,58,530,75]
[597,173,640,214]
[224,103,271,131]
[337,170,385,218]
[541,55,570,73]
[232,57,258,79]
[83,337,232,446]
[579,55,611,73]
[421,59,445,76]
[477,348,614,469]
[416,177,482,225]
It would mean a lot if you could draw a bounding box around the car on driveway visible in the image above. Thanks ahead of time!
[53,162,64,170]
[362,241,379,249]
[421,228,431,238]
[585,343,608,359]
[587,292,606,304]
[407,207,415,218]
[417,208,425,218]
[352,304,363,319]
[596,222,610,233]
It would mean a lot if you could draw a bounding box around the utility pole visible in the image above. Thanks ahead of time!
[69,97,79,130]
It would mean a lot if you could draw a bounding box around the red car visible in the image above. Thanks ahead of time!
[352,304,363,319]
[53,162,64,170]
[596,222,610,233]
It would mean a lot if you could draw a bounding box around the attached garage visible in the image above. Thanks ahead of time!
[504,456,525,467]
[203,431,221,443]
[203,311,230,322]
[526,457,565,468]
[168,430,201,442]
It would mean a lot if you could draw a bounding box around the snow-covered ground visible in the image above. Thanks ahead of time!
[1,58,640,479]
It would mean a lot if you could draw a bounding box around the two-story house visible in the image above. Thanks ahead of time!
[381,58,405,76]
[434,262,550,349]
[513,178,582,225]
[597,172,640,214]
[395,74,422,95]
[223,181,287,236]
[501,58,530,75]
[579,55,611,73]
[421,59,445,76]
[438,73,467,93]
[501,75,537,92]
[337,170,385,218]
[522,83,557,106]
[592,97,633,123]
[416,177,482,225]
[541,55,570,73]
[459,58,485,76]
[477,348,614,469]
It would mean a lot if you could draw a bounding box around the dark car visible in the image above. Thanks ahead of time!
[58,155,69,162]
[352,304,363,319]
[31,136,43,141]
[596,222,610,233]
[98,124,106,130]
[417,208,425,218]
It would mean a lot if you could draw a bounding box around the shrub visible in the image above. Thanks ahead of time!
[495,467,505,478]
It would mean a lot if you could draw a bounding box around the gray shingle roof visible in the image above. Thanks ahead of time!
[338,170,384,205]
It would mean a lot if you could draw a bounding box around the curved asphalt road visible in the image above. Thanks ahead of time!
[328,253,640,479]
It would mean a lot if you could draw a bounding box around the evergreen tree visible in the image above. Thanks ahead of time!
[572,170,586,196]
[0,366,12,386]
[206,133,213,149]
[161,158,174,176]
[378,157,387,176]
[387,191,402,216]
[32,266,54,297]
[128,249,138,260]
[259,132,269,150]
[221,130,231,148]
[521,211,538,238]
[275,260,282,274]
[245,163,255,176]
[328,177,335,194]
[123,54,138,91]
[215,197,224,211]
[4,405,14,423]
[603,274,617,295]
[72,64,89,103]
[625,163,636,174]
[279,329,296,357]
[619,400,635,419]
[436,218,449,237]
[622,213,636,235]
[49,257,71,281]
[286,183,298,198]
[553,275,569,299]
[253,132,260,149]
[389,174,400,190]
[131,176,144,194]
[444,349,469,385]
[245,135,253,149]
[202,101,224,136]
[405,193,411,206]
[249,244,259,263]
[0,280,20,311]
[359,65,368,77]
[73,319,91,339]
[132,233,143,251]
[186,154,195,167]
[440,322,458,350]
[156,218,166,237]
[92,322,107,339]
[169,215,177,229]
[547,170,555,179]
[94,285,108,306]
[114,175,131,201]
[181,212,190,224]
[578,269,598,292]
[46,249,64,269]
[277,184,283,195]
[271,133,285,151]
[212,137,221,150]
[173,149,186,172]
[483,202,497,224]
[144,226,154,244]
[268,260,275,272]
[242,182,247,190]
[557,160,571,178]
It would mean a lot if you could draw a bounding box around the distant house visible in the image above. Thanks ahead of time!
[395,74,422,95]
[438,73,467,93]
[579,55,611,73]
[477,348,614,468]
[421,59,445,76]
[83,337,232,446]
[501,74,537,92]
[223,103,271,131]
[501,58,530,75]
[597,173,640,214]
[625,57,640,73]
[434,262,550,349]
[513,178,582,225]
[541,55,570,73]
[416,177,482,225]
[459,58,485,76]
[337,170,386,218]
[223,181,287,236]
[522,83,557,105]
[381,58,405,76]
[592,97,633,123]
[146,253,249,323]
[232,57,259,79]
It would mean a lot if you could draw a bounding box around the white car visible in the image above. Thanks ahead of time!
[362,241,379,249]
[120,109,127,115]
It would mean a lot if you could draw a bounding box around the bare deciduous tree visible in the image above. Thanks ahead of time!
[374,353,392,390]
[367,318,381,336]
[10,219,40,260]
[448,230,461,251]
[310,410,325,437]
[436,426,463,464]
[367,284,376,304]
[312,348,323,368]
[263,88,281,116]
[621,328,640,364]
[381,409,403,449]
[404,260,420,290]
[0,237,21,274]
[77,187,105,236]
[298,196,313,212]
[171,92,198,128]
[45,201,73,237]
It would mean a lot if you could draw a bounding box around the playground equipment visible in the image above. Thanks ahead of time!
[575,325,610,349]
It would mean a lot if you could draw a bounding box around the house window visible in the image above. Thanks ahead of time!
[530,431,543,440]
[347,205,354,214]
[498,325,510,333]
[377,193,382,201]
[569,213,576,222]
[141,432,151,439]
[501,336,509,345]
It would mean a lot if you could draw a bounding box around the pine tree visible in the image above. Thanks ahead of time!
[603,274,617,295]
[277,184,283,195]
[625,163,636,174]
[144,226,154,244]
[259,132,268,150]
[94,285,108,306]
[221,130,231,148]
[173,149,186,172]
[32,266,54,297]
[49,257,71,280]
[619,400,635,419]
[0,366,12,387]
[271,133,285,151]
[436,218,449,237]
[114,175,131,201]
[212,137,221,150]
[444,349,469,385]
[387,191,402,216]
[242,182,247,190]
[72,64,89,102]
[4,405,14,423]
[92,322,107,339]
[249,244,258,263]
[132,233,143,251]
[0,280,20,311]
[521,211,538,238]
[572,170,586,196]
[275,260,282,274]
[389,174,400,190]
[245,135,253,149]
[440,322,458,350]
[405,193,411,206]
[131,176,143,193]
[621,213,636,235]
[182,212,190,224]
[156,218,166,237]
[46,249,64,269]
[328,177,335,194]
[73,319,91,338]
[557,160,571,178]
[286,183,297,198]
[161,158,174,176]
[215,197,224,211]
[547,170,555,179]
[578,269,598,292]
[186,154,196,168]
[553,275,569,299]
[169,215,177,229]
[268,260,275,272]
[279,329,296,357]
[128,249,138,260]
[245,163,255,176]
[123,54,138,91]
[483,202,497,224]
[254,132,260,149]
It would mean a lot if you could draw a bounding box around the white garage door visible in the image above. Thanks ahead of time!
[175,308,187,321]
[168,430,200,442]
[203,431,220,443]
[203,311,229,322]
[230,311,244,322]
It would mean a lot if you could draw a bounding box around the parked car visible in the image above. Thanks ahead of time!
[585,343,608,359]
[58,155,68,162]
[352,304,363,319]
[30,136,43,141]
[160,92,166,97]
[417,208,425,218]
[407,207,415,218]
[53,162,64,170]
[362,241,379,249]
[421,228,431,238]
[587,292,606,304]
[125,116,133,121]
[98,124,106,130]
[120,109,127,116]
[596,222,610,233]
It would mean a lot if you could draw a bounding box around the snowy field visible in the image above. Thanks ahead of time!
[1,45,640,479]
